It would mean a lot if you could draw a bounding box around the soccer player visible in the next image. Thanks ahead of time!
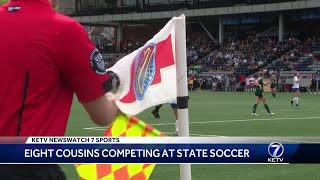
[270,73,278,100]
[251,72,274,116]
[151,101,178,135]
[170,100,179,136]
[0,0,119,179]
[151,104,163,119]
[291,72,301,106]
[246,76,255,92]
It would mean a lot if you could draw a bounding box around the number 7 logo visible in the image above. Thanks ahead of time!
[268,142,284,158]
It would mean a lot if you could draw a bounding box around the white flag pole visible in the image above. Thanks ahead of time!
[175,14,192,180]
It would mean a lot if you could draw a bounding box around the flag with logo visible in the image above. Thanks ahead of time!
[75,114,165,180]
[109,15,186,115]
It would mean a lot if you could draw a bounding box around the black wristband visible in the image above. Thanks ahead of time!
[102,71,119,93]
[177,96,189,109]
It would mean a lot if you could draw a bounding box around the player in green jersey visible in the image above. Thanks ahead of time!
[252,71,275,116]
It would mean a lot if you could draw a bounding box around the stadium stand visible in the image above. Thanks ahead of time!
[143,2,190,13]
[269,37,320,71]
[70,0,298,16]
[68,0,320,92]
[97,33,320,92]
[186,35,300,75]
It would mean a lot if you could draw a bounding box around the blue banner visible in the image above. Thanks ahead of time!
[0,143,312,164]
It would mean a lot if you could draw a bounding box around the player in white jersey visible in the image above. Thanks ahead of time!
[246,77,255,92]
[291,72,301,106]
[169,100,179,136]
[151,100,178,135]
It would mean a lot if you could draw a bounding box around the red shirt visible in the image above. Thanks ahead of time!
[0,0,109,136]
[240,75,246,82]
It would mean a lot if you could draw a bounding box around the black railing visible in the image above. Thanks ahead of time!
[67,0,298,16]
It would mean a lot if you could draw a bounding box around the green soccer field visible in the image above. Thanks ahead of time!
[62,92,320,180]
[0,0,7,5]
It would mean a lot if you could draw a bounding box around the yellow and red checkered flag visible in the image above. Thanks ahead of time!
[75,113,165,180]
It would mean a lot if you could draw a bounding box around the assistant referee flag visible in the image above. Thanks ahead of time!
[75,114,165,180]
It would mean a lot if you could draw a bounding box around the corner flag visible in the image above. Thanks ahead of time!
[108,16,185,115]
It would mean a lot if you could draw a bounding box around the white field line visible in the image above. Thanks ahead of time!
[82,128,318,143]
[148,116,320,126]
[161,132,225,137]
[83,116,320,130]
[83,127,224,137]
[82,128,222,137]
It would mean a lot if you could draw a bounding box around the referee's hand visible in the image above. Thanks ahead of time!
[105,92,120,122]
[83,92,120,126]
[106,92,116,101]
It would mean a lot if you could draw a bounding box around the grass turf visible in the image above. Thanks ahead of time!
[0,0,7,5]
[62,92,320,180]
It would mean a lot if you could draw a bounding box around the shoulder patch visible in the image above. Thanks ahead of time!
[90,49,106,75]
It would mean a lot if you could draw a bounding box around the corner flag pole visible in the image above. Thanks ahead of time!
[175,14,192,180]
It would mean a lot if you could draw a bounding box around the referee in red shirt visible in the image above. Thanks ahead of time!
[0,0,119,179]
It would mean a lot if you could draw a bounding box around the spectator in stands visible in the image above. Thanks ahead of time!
[225,75,230,91]
[310,73,317,94]
[201,78,208,91]
[317,73,320,94]
[127,41,133,50]
[122,40,128,52]
[212,76,218,91]
[230,75,237,92]
[240,74,246,92]
[188,76,195,91]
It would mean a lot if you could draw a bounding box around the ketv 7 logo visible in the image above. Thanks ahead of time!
[267,142,284,163]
